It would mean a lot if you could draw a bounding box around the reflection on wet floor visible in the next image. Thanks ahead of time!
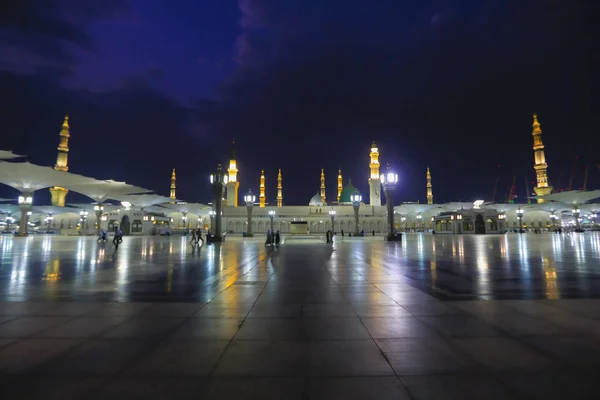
[0,233,599,302]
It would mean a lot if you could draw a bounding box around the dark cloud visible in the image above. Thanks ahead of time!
[0,0,128,74]
[217,0,599,203]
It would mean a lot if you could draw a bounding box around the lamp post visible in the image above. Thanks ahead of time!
[329,209,336,234]
[79,210,89,232]
[17,193,33,236]
[380,168,400,241]
[572,208,582,232]
[94,204,104,235]
[209,164,228,241]
[549,213,558,232]
[268,209,276,233]
[401,216,407,232]
[516,208,524,233]
[350,193,361,236]
[590,211,598,230]
[45,215,54,233]
[5,215,14,233]
[244,190,256,237]
[208,210,216,234]
[416,214,423,231]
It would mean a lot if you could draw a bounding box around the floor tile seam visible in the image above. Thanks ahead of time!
[395,327,535,400]
[9,314,82,338]
[32,315,138,339]
[326,262,405,386]
[440,313,573,371]
[197,254,263,296]
[206,262,278,378]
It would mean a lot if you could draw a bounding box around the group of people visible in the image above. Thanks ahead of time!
[189,228,204,245]
[96,227,123,248]
[265,230,281,247]
[326,230,334,244]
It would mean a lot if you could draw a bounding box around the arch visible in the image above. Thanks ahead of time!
[227,221,234,232]
[121,215,131,235]
[475,214,485,234]
[377,220,383,232]
[235,221,242,232]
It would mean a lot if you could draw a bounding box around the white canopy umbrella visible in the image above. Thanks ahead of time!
[66,180,153,204]
[535,190,600,205]
[120,194,173,208]
[0,161,98,193]
[0,150,25,160]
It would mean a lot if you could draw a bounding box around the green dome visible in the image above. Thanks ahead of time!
[339,182,360,204]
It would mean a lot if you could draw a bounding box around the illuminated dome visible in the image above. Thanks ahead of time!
[309,192,325,206]
[339,181,360,204]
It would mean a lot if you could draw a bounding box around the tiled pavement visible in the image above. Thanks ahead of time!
[0,234,599,399]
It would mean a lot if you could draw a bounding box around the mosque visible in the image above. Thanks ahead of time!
[0,114,599,237]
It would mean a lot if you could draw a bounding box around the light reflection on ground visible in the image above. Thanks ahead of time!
[0,233,599,302]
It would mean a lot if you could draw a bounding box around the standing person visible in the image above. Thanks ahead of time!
[265,230,272,246]
[112,226,120,248]
[341,229,344,237]
[196,228,203,245]
[190,229,197,244]
[373,230,375,236]
[275,230,281,247]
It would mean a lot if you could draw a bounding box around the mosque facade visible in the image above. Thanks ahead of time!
[217,141,389,234]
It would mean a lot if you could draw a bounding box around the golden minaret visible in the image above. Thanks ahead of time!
[277,168,283,207]
[532,114,552,202]
[337,169,343,202]
[320,168,326,204]
[170,169,176,203]
[226,140,239,206]
[49,115,71,207]
[426,167,433,204]
[368,141,381,205]
[259,169,266,207]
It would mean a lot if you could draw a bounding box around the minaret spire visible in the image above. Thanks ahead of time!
[259,169,266,207]
[337,169,343,202]
[50,114,71,206]
[532,114,552,202]
[277,168,283,207]
[170,168,177,203]
[426,167,433,204]
[368,141,381,206]
[226,139,240,206]
[320,168,326,204]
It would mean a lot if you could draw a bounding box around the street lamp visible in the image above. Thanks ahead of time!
[17,193,33,236]
[209,164,227,242]
[350,193,362,236]
[244,189,256,237]
[516,208,524,233]
[268,209,276,233]
[380,167,400,241]
[93,204,105,235]
[45,215,54,232]
[79,210,89,232]
[590,211,598,230]
[328,209,336,234]
[416,214,423,231]
[401,216,407,232]
[572,208,581,232]
[549,213,559,232]
[208,210,216,234]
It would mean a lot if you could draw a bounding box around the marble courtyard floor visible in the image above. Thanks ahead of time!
[0,233,600,399]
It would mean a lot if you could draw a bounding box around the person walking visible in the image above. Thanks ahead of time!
[196,228,203,245]
[190,229,197,244]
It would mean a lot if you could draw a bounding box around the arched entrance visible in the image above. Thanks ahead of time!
[121,215,131,235]
[475,214,486,234]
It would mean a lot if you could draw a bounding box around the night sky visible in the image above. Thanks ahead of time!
[1,0,598,205]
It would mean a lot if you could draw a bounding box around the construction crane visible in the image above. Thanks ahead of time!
[524,176,531,204]
[583,166,589,191]
[507,176,517,203]
[491,164,501,203]
[568,156,578,191]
